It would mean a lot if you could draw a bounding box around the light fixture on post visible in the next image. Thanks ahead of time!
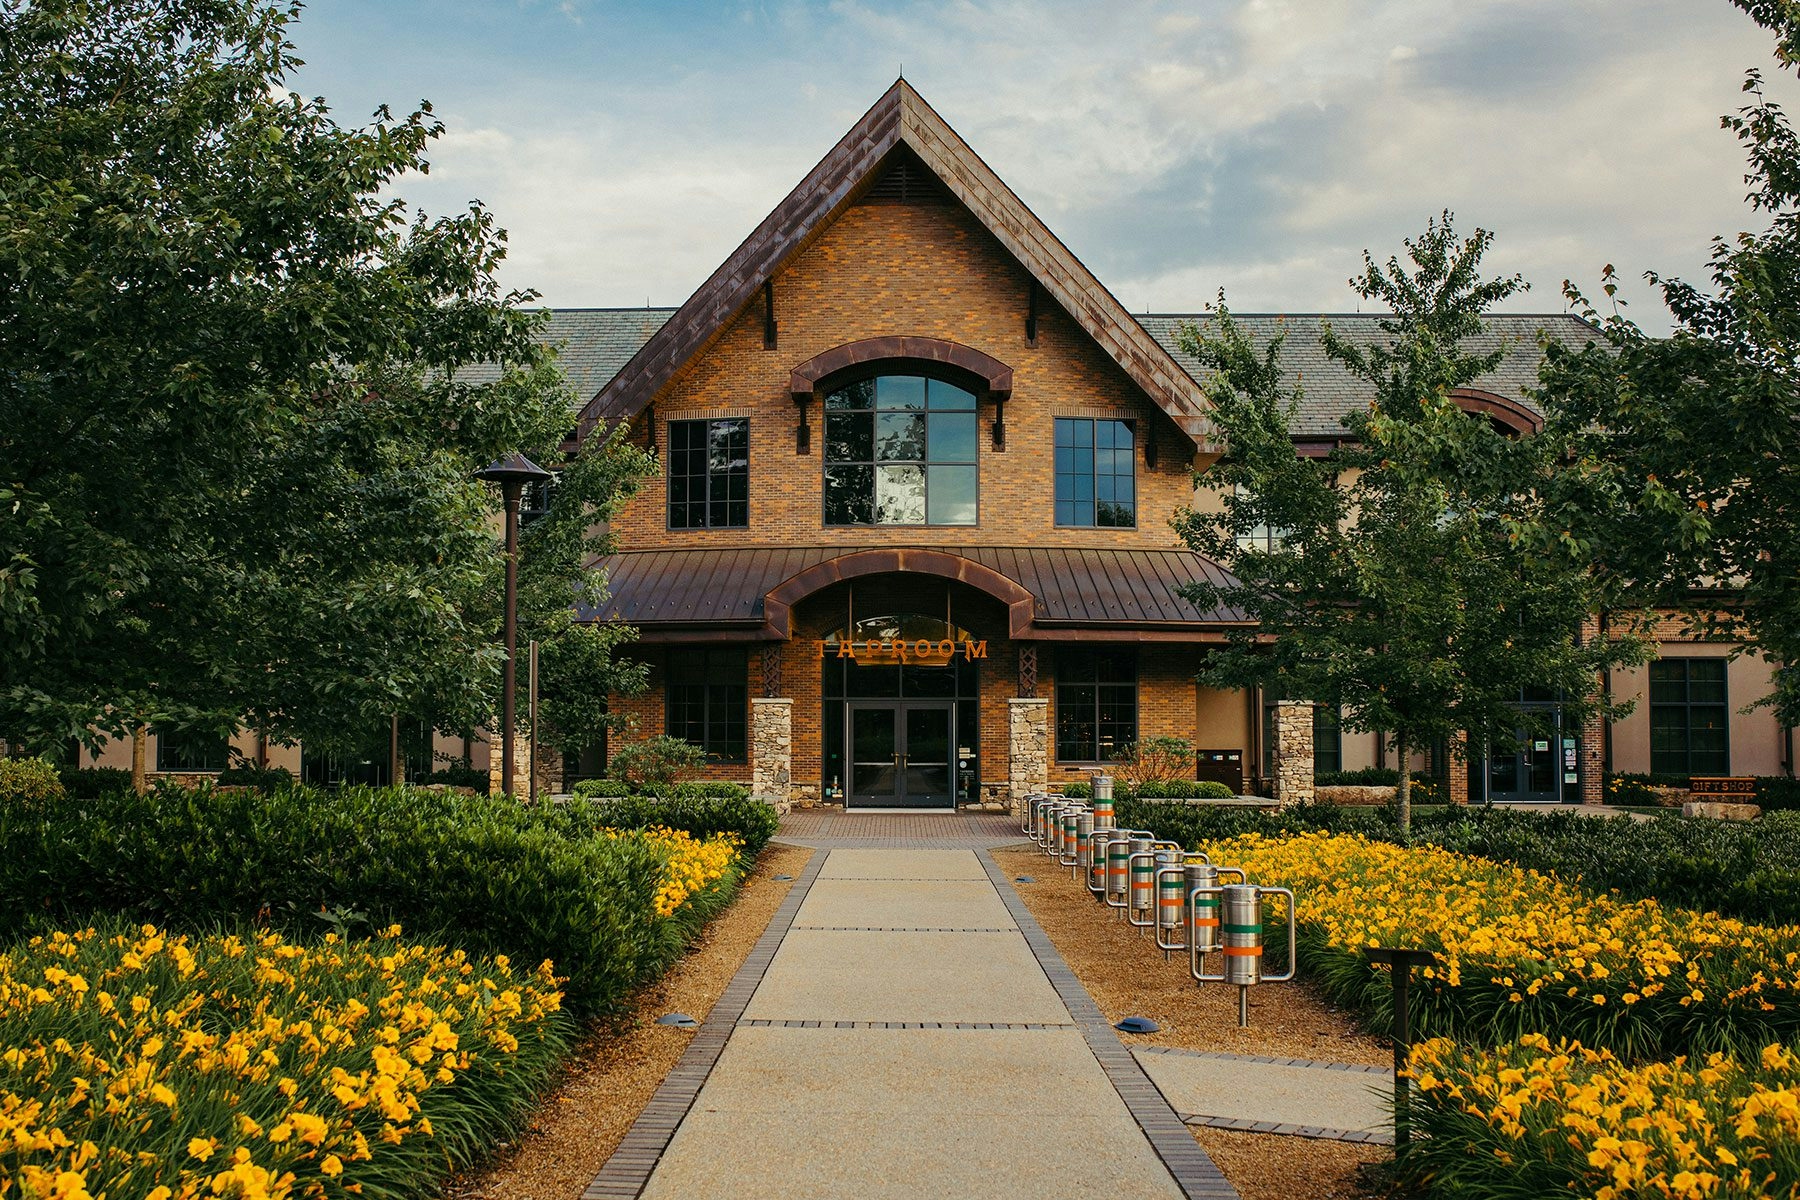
[475,451,552,798]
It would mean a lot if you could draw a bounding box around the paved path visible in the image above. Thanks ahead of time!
[583,837,1235,1199]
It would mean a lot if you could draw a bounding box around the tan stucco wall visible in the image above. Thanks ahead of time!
[1610,642,1789,777]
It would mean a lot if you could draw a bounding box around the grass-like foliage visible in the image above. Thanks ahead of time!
[0,921,572,1200]
[1201,831,1800,1060]
[1401,1033,1800,1199]
[1120,799,1800,925]
[0,782,748,1017]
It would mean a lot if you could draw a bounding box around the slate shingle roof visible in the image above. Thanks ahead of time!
[1137,312,1603,437]
[519,307,1600,438]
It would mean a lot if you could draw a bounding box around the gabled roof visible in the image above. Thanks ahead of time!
[1140,312,1602,438]
[572,80,1217,448]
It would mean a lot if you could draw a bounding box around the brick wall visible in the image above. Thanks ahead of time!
[609,200,1200,551]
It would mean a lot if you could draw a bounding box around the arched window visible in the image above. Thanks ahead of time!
[822,375,979,525]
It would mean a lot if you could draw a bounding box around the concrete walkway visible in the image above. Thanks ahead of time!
[583,842,1234,1199]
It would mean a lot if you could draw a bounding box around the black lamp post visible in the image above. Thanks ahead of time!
[475,451,552,797]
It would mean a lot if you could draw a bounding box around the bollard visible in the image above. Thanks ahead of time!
[1091,771,1115,830]
[1087,826,1115,897]
[1189,883,1296,1026]
[1153,852,1211,957]
[1107,833,1151,916]
[1073,810,1094,881]
[1127,842,1182,932]
[1059,806,1085,867]
[1179,861,1247,963]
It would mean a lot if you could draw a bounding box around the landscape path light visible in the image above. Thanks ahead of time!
[474,451,552,799]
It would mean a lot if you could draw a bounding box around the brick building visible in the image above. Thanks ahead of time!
[77,80,1795,801]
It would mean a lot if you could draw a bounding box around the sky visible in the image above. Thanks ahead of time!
[288,1,1786,333]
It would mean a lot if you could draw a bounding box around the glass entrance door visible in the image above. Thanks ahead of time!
[846,701,956,809]
[1487,718,1566,803]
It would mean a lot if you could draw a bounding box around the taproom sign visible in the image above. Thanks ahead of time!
[817,637,987,666]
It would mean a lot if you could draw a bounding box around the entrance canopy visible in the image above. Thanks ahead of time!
[586,545,1249,641]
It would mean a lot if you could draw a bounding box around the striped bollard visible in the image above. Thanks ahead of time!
[1190,883,1297,1027]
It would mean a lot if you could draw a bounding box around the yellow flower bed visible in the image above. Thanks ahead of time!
[1207,831,1800,1025]
[1409,1033,1800,1199]
[0,924,568,1200]
[613,827,743,917]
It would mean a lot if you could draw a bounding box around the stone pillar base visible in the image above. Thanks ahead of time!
[752,698,794,814]
[1272,701,1315,807]
[1008,698,1049,817]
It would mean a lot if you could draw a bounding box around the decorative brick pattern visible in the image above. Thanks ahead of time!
[1018,645,1038,698]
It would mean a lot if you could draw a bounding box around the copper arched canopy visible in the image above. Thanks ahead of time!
[788,336,1013,400]
[763,548,1036,640]
[1450,388,1544,435]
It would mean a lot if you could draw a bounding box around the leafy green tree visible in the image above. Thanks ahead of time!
[0,1,650,763]
[1176,215,1648,834]
[1537,0,1800,727]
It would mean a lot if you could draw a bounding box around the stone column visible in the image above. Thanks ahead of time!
[1272,701,1315,807]
[1008,698,1049,817]
[751,698,794,813]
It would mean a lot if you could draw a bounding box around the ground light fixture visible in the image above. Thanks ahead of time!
[474,451,552,798]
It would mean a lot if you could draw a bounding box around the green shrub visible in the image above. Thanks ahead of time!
[1316,767,1400,787]
[0,757,65,805]
[607,736,707,787]
[1756,775,1800,812]
[1060,782,1093,799]
[422,764,491,793]
[573,778,633,799]
[58,765,135,799]
[0,782,747,1017]
[572,792,779,855]
[216,763,295,792]
[1136,779,1237,800]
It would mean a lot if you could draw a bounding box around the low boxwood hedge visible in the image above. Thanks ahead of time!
[0,781,751,1018]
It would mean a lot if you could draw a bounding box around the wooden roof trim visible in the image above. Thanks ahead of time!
[763,549,1036,641]
[789,336,1013,399]
[1450,387,1544,435]
[573,80,1216,448]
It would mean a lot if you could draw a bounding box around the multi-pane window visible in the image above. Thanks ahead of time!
[666,648,748,762]
[1055,649,1138,762]
[823,376,978,525]
[521,476,555,527]
[1054,418,1135,527]
[155,728,231,772]
[1650,658,1729,775]
[669,418,749,529]
[1233,484,1288,551]
[1261,703,1341,777]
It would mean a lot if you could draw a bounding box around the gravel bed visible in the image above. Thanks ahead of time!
[992,845,1394,1200]
[445,844,815,1200]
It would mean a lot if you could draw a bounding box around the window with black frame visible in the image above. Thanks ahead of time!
[669,418,749,529]
[1650,658,1729,775]
[1054,418,1135,527]
[154,728,231,772]
[823,376,978,525]
[666,647,748,762]
[1054,648,1137,762]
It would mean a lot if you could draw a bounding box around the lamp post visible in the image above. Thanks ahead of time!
[475,452,552,798]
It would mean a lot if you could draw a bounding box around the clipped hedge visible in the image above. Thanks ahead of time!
[0,782,746,1017]
[557,787,779,855]
[57,765,133,799]
[1118,798,1800,926]
[1058,779,1235,802]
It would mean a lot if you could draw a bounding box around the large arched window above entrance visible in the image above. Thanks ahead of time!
[823,375,980,526]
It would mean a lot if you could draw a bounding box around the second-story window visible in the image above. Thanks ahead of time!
[823,375,978,525]
[1055,418,1135,527]
[669,418,748,529]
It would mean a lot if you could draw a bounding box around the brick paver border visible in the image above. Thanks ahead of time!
[1176,1112,1393,1146]
[980,852,1241,1200]
[579,850,826,1200]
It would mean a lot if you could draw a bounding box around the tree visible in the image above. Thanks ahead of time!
[1536,0,1800,727]
[1176,215,1647,835]
[0,1,652,760]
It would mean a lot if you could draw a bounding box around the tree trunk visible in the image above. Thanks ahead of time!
[131,725,148,795]
[1394,731,1412,840]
